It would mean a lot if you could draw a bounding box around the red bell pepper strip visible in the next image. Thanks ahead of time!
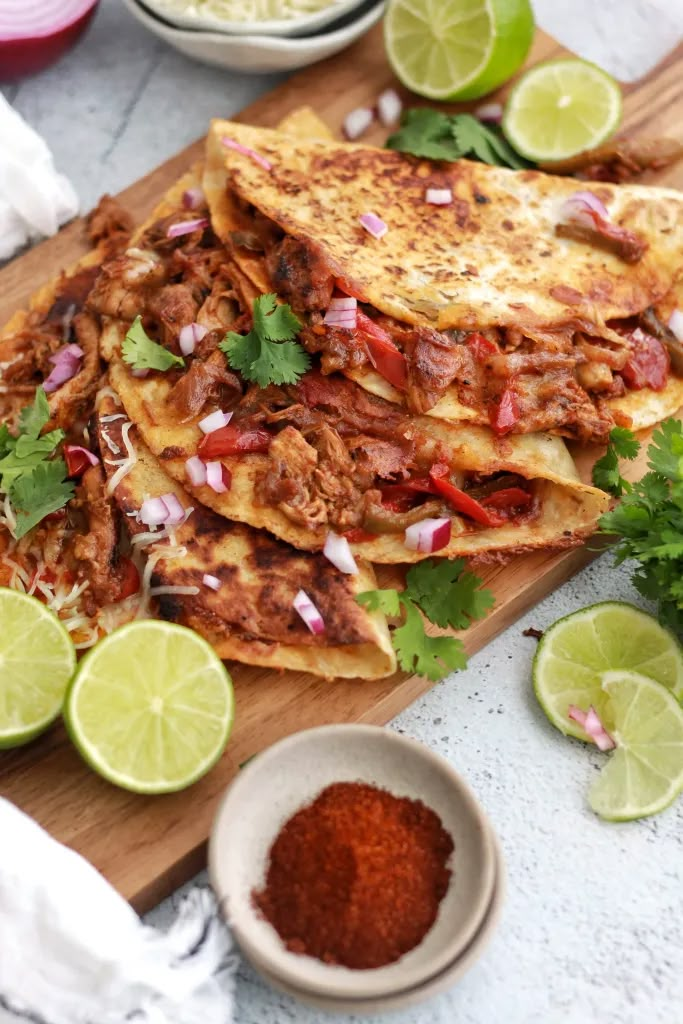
[621,329,669,391]
[490,386,520,435]
[429,464,506,527]
[379,475,438,502]
[117,557,140,600]
[64,446,96,478]
[480,487,533,511]
[356,311,408,392]
[198,424,271,459]
[466,332,498,360]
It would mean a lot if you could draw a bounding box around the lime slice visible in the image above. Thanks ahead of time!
[533,602,683,741]
[588,670,683,821]
[0,588,76,748]
[384,0,534,102]
[503,58,622,162]
[65,621,234,794]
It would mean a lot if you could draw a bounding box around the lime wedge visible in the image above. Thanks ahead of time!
[0,588,76,748]
[533,602,683,741]
[503,58,622,162]
[65,621,234,793]
[588,670,683,821]
[384,0,534,102]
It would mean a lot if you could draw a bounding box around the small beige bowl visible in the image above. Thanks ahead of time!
[140,0,366,37]
[209,724,498,1001]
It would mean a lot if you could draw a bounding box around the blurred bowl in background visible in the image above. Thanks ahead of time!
[140,0,367,37]
[0,0,100,81]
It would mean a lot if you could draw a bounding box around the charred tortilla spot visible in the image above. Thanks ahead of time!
[160,445,186,459]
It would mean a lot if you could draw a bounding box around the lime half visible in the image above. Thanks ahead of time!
[384,0,534,102]
[533,602,683,741]
[503,58,622,162]
[589,670,683,821]
[0,588,76,748]
[65,621,234,794]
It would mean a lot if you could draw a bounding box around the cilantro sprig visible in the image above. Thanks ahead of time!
[386,109,529,170]
[592,426,640,496]
[595,419,683,635]
[220,293,310,388]
[122,316,185,372]
[0,388,74,539]
[357,558,495,681]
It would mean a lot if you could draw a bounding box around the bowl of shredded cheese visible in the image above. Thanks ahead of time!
[140,0,366,36]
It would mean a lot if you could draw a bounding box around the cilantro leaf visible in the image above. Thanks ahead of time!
[356,588,402,616]
[220,293,310,388]
[0,432,65,488]
[647,419,683,480]
[386,108,530,169]
[404,558,494,629]
[122,316,185,372]
[18,387,50,440]
[592,426,640,496]
[393,600,468,681]
[10,461,74,539]
[0,424,13,458]
[450,114,528,170]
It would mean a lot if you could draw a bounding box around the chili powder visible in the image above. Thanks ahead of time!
[253,781,454,970]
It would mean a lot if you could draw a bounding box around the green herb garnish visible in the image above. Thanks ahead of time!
[357,557,494,681]
[386,109,529,169]
[122,316,185,372]
[220,293,310,388]
[592,426,640,496]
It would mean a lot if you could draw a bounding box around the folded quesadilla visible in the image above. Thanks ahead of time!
[204,118,683,443]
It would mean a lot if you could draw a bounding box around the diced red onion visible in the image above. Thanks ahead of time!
[343,106,374,140]
[293,589,325,635]
[404,517,452,553]
[377,89,403,127]
[139,497,170,527]
[560,190,610,228]
[206,461,231,494]
[185,456,207,486]
[584,706,616,751]
[178,322,209,356]
[198,409,233,435]
[359,213,388,240]
[131,368,150,379]
[222,137,273,172]
[323,531,359,575]
[43,343,83,393]
[425,188,453,206]
[568,705,588,728]
[64,445,99,468]
[474,102,503,124]
[182,187,205,210]
[203,574,221,591]
[160,493,186,526]
[668,309,683,342]
[323,296,358,330]
[166,218,209,239]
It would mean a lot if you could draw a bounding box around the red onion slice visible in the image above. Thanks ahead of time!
[160,493,186,526]
[43,343,83,393]
[425,188,453,206]
[0,0,98,78]
[182,187,205,210]
[404,517,452,553]
[559,190,610,228]
[668,309,683,342]
[139,497,170,527]
[324,296,358,330]
[198,409,232,435]
[293,589,325,635]
[131,368,150,379]
[377,89,403,127]
[474,102,503,124]
[185,456,207,486]
[584,706,616,751]
[64,444,99,467]
[203,574,221,591]
[343,106,374,140]
[206,461,231,494]
[568,705,588,728]
[166,218,209,240]
[222,137,273,172]
[323,531,359,575]
[359,213,388,240]
[178,322,209,356]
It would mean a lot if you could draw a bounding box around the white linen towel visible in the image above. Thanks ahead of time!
[0,798,237,1024]
[0,94,79,260]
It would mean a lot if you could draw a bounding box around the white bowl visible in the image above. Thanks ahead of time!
[209,724,498,1002]
[122,0,385,74]
[140,0,366,37]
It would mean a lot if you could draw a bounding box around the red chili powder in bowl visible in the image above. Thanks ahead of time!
[252,781,454,970]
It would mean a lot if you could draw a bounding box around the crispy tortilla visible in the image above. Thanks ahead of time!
[96,400,396,680]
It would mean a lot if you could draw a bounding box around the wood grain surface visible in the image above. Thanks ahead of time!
[0,27,681,912]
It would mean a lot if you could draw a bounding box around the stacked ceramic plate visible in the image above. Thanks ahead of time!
[122,0,385,73]
[209,725,506,1014]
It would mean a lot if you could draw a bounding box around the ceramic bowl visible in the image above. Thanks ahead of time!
[140,0,366,37]
[209,724,498,1001]
[122,0,385,74]
[249,833,506,1014]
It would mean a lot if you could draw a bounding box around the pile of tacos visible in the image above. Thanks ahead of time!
[1,107,681,681]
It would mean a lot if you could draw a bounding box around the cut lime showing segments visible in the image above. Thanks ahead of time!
[533,602,683,741]
[384,0,534,102]
[503,58,622,162]
[0,588,76,748]
[65,621,234,794]
[589,670,683,821]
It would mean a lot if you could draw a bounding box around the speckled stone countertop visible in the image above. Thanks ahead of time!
[3,2,683,1021]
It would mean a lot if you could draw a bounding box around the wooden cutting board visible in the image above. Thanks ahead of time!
[1,26,682,913]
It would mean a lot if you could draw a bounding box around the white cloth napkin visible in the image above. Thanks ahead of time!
[0,94,79,260]
[0,798,237,1024]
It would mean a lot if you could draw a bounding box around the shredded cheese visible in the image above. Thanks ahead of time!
[95,385,122,407]
[106,422,137,494]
